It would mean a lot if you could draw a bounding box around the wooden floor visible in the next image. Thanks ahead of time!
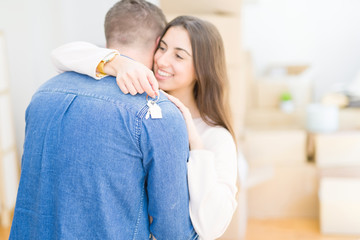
[1,218,359,240]
[245,219,360,240]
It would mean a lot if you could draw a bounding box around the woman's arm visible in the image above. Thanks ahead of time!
[187,129,238,240]
[51,41,158,98]
[51,41,116,79]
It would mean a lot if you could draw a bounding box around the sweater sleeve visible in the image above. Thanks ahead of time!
[51,41,117,79]
[187,127,238,240]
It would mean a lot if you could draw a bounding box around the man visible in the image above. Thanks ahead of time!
[10,1,197,239]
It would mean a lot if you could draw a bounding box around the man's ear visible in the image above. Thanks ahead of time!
[152,36,161,55]
[156,36,160,46]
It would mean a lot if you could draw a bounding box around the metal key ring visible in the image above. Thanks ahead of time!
[146,94,160,103]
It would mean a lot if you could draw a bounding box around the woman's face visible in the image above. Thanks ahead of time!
[153,26,197,96]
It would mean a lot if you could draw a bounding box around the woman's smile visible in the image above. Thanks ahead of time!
[155,69,173,79]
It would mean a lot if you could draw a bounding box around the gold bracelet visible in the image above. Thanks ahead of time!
[96,52,119,76]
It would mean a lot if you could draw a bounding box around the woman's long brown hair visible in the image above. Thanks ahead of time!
[159,16,236,143]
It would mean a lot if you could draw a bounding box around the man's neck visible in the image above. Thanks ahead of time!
[108,44,152,69]
[108,45,134,59]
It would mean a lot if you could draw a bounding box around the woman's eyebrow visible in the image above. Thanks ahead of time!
[175,47,191,56]
[160,40,168,47]
[161,39,192,56]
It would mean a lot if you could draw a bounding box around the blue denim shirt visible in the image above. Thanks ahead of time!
[10,72,198,240]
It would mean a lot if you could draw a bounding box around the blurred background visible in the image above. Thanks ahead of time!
[1,0,360,239]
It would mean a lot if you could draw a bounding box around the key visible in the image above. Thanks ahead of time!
[146,100,162,119]
[145,110,150,119]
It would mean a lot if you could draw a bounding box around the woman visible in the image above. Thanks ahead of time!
[53,16,238,240]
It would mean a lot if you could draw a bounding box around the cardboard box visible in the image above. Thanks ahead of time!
[339,108,360,130]
[244,129,307,167]
[220,153,273,240]
[255,80,288,109]
[315,132,360,167]
[248,164,318,218]
[160,0,242,15]
[319,177,360,236]
[253,64,313,109]
[245,109,305,129]
[227,65,246,136]
[255,77,312,109]
[319,167,360,179]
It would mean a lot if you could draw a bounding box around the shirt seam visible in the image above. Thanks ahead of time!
[134,104,148,152]
[134,99,169,151]
[132,187,145,240]
[37,88,130,106]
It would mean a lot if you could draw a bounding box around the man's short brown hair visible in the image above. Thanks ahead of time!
[105,0,167,48]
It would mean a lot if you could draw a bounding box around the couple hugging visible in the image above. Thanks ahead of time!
[10,0,238,239]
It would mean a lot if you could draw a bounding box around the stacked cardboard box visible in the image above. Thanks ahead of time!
[257,65,312,108]
[246,65,313,130]
[241,41,318,221]
[319,177,360,235]
[315,132,360,235]
[160,0,241,15]
[339,108,360,130]
[245,129,318,218]
[315,132,360,168]
[245,109,305,130]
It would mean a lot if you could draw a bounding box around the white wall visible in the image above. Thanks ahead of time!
[242,0,360,100]
[0,0,120,155]
[0,0,58,154]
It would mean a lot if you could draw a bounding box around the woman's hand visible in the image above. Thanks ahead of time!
[162,92,203,150]
[104,55,159,98]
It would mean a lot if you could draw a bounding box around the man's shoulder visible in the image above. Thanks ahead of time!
[36,72,183,120]
[37,72,133,104]
[139,94,187,145]
[38,72,113,94]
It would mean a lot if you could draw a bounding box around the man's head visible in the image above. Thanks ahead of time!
[105,0,166,68]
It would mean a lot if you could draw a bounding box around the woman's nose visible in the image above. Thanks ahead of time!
[156,52,170,68]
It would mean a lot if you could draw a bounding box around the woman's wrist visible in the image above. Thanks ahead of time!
[96,51,119,77]
[104,54,136,77]
[103,54,122,76]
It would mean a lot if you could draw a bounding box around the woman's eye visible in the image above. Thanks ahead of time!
[158,46,166,51]
[176,54,183,59]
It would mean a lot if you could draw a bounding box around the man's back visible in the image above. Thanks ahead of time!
[10,72,197,239]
